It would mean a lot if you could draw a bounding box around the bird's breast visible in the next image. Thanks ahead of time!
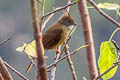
[56,25,70,46]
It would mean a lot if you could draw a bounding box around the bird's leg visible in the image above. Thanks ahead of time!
[54,47,61,60]
[55,47,61,54]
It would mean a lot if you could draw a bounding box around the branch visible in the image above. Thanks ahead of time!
[30,0,48,80]
[0,57,13,80]
[42,12,54,31]
[51,66,57,80]
[65,45,77,80]
[95,61,120,80]
[47,45,88,69]
[43,1,77,18]
[0,73,4,80]
[0,37,11,46]
[50,46,61,80]
[66,0,71,12]
[78,0,98,79]
[87,0,120,27]
[4,61,29,80]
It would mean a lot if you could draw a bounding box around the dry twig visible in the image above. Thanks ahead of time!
[0,37,11,46]
[0,57,13,80]
[4,61,29,80]
[50,46,61,80]
[43,1,77,18]
[87,0,120,27]
[42,13,54,31]
[47,45,88,69]
[95,61,120,80]
[64,0,77,80]
[65,45,77,80]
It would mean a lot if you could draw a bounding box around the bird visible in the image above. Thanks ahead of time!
[25,12,77,73]
[42,12,77,51]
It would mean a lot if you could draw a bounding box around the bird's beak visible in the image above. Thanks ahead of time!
[74,23,77,26]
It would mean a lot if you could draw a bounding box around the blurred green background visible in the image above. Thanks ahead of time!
[0,0,120,80]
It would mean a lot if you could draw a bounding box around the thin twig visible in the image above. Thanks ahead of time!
[25,58,37,73]
[0,57,13,80]
[49,26,76,79]
[47,45,88,69]
[42,12,54,31]
[51,66,57,80]
[51,46,61,80]
[65,0,77,80]
[4,61,29,80]
[66,0,71,12]
[31,0,48,80]
[87,0,120,27]
[0,37,11,46]
[65,45,77,80]
[78,0,98,79]
[59,25,76,58]
[43,1,77,18]
[95,61,120,80]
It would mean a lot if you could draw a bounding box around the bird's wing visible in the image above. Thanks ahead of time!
[43,28,63,49]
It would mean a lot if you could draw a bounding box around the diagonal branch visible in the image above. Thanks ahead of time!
[64,0,77,79]
[65,45,77,80]
[0,37,11,46]
[95,61,120,80]
[43,1,77,18]
[50,46,61,80]
[47,45,88,69]
[0,57,13,80]
[4,61,29,80]
[87,0,120,27]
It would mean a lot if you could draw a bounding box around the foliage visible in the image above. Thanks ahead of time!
[88,3,120,17]
[98,41,118,80]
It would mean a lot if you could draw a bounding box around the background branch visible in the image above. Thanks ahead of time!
[42,12,54,31]
[43,1,76,18]
[4,61,29,80]
[0,37,11,46]
[87,0,120,27]
[95,61,120,80]
[0,57,13,80]
[78,0,98,79]
[31,0,48,80]
[47,45,88,69]
[64,0,77,80]
[65,45,77,80]
[50,46,61,80]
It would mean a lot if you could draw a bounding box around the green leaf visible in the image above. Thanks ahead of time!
[98,41,118,80]
[70,26,76,37]
[88,3,120,17]
[16,40,37,58]
[97,3,120,10]
[76,0,80,2]
[75,44,88,51]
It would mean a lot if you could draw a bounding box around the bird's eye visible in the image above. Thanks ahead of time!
[68,21,71,23]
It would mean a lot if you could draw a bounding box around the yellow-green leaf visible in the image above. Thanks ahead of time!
[97,3,119,10]
[98,41,118,80]
[88,3,120,17]
[70,26,76,37]
[16,40,37,58]
[76,0,80,3]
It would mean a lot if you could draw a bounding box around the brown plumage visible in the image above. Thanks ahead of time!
[43,13,76,50]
